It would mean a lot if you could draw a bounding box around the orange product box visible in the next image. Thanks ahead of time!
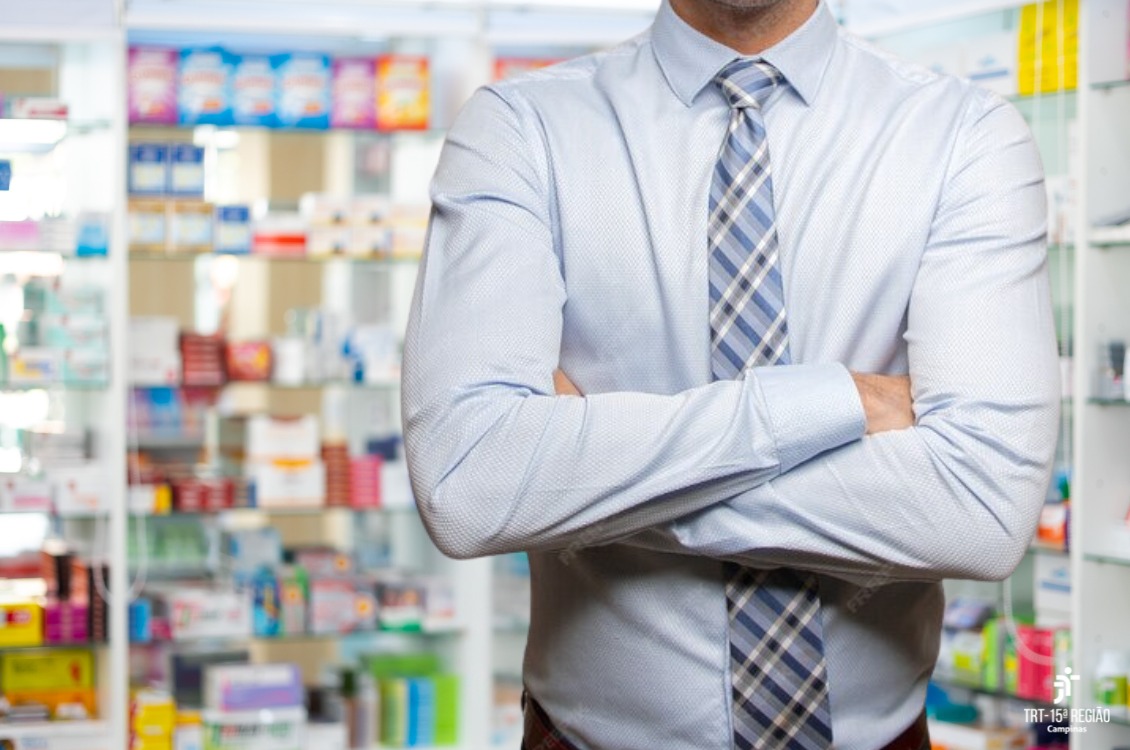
[4,687,97,718]
[1,649,94,690]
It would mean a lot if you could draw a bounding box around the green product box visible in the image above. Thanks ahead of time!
[380,677,408,747]
[433,674,459,746]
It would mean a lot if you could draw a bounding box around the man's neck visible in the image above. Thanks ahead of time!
[668,0,819,55]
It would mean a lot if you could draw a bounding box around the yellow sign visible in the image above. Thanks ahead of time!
[1018,0,1079,96]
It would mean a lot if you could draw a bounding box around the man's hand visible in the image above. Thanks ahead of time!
[554,369,582,396]
[851,373,914,434]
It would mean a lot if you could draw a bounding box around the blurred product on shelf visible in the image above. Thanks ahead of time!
[3,98,68,120]
[0,649,96,721]
[130,45,430,132]
[0,280,108,388]
[1094,649,1130,719]
[0,217,109,257]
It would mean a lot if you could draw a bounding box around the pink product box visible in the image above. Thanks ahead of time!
[129,47,179,125]
[44,601,89,643]
[0,220,41,251]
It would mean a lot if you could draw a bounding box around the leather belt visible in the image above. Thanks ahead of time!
[521,692,930,750]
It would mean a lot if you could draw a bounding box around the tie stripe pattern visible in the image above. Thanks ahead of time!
[709,59,834,750]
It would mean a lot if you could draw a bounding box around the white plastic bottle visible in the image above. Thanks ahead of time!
[1095,650,1129,719]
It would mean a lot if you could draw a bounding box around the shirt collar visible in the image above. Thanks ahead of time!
[651,0,838,108]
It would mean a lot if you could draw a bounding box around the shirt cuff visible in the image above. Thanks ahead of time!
[753,362,867,474]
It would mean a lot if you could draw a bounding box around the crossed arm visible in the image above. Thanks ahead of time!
[401,86,1060,585]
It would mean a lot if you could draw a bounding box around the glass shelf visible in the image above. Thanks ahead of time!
[1082,552,1130,568]
[0,382,108,392]
[140,624,464,648]
[1087,398,1130,407]
[1091,78,1130,92]
[0,642,102,654]
[131,380,400,392]
[127,433,205,449]
[0,505,416,519]
[930,677,1055,708]
[129,251,421,266]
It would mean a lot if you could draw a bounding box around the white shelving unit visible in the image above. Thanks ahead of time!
[0,6,130,750]
[1073,1,1130,747]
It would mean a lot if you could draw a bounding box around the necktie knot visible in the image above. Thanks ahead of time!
[715,59,781,111]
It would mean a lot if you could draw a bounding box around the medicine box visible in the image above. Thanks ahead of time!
[201,707,307,750]
[129,199,169,254]
[247,461,325,508]
[167,589,252,641]
[130,144,170,196]
[204,664,304,712]
[168,145,206,198]
[246,415,319,461]
[170,201,214,253]
[0,477,52,513]
[53,464,111,516]
[0,649,93,690]
[309,577,377,635]
[215,206,251,254]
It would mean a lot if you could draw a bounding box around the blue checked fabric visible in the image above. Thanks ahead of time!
[709,59,834,750]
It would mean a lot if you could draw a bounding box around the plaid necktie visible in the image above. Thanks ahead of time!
[709,59,834,750]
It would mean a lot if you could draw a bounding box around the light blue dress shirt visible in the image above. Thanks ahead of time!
[401,1,1060,748]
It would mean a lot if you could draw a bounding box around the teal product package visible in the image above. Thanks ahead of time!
[272,53,331,130]
[232,54,278,127]
[0,160,10,191]
[179,47,234,126]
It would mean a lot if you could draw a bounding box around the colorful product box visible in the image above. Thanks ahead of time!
[0,159,10,191]
[272,53,331,130]
[201,707,306,750]
[172,477,236,513]
[133,690,178,737]
[167,590,252,641]
[331,58,376,129]
[130,144,171,196]
[43,600,90,644]
[1,649,93,691]
[204,664,304,711]
[309,578,377,635]
[0,601,45,648]
[8,347,62,385]
[53,464,111,515]
[129,47,179,125]
[280,578,306,635]
[0,477,53,513]
[214,206,251,254]
[168,145,206,198]
[251,569,281,638]
[292,548,352,578]
[376,54,430,131]
[179,48,234,126]
[169,201,214,253]
[129,199,169,254]
[232,54,278,127]
[1015,625,1056,702]
[226,341,272,381]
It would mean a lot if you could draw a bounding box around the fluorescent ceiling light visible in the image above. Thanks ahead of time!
[0,119,67,153]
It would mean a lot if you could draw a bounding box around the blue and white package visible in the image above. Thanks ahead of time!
[272,53,331,130]
[168,144,205,197]
[232,54,277,127]
[214,205,252,254]
[178,47,234,126]
[0,160,10,191]
[128,143,169,196]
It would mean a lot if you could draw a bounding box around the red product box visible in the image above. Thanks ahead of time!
[172,477,236,513]
[226,341,272,382]
[349,456,382,509]
[1015,626,1055,702]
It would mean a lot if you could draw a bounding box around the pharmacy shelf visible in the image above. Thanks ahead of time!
[0,719,112,750]
[1088,227,1130,247]
[1029,540,1069,556]
[132,379,402,391]
[0,381,109,391]
[128,251,422,266]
